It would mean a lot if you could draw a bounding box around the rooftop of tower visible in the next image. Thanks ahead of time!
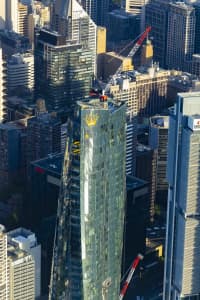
[54,0,72,18]
[31,153,63,176]
[7,245,32,262]
[150,115,169,129]
[78,96,124,112]
[169,1,194,11]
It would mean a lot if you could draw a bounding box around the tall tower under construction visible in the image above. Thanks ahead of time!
[49,96,126,299]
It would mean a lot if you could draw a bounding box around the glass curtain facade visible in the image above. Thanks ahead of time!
[35,42,93,112]
[163,92,200,300]
[49,98,126,299]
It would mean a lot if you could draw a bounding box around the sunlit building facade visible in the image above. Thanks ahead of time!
[164,92,200,299]
[49,97,126,299]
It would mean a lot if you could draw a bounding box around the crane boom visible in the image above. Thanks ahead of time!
[103,26,151,95]
[119,254,144,300]
[128,26,151,58]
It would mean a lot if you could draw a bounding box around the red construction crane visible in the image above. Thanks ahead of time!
[119,253,144,300]
[102,26,151,95]
[91,26,151,98]
[127,26,151,59]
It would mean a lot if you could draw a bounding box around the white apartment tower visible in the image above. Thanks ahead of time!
[0,48,6,123]
[18,2,29,37]
[0,225,8,300]
[0,0,6,29]
[125,0,146,15]
[7,228,41,298]
[6,0,19,32]
[7,249,35,300]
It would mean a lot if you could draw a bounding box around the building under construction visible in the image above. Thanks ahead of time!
[49,96,126,300]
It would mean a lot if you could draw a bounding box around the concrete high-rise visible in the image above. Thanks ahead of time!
[0,0,6,29]
[125,0,146,15]
[6,0,19,32]
[7,227,41,298]
[26,100,61,170]
[163,92,200,299]
[109,67,170,175]
[145,0,169,68]
[7,249,35,300]
[7,53,34,97]
[166,2,195,71]
[0,225,40,300]
[149,115,169,193]
[49,96,126,299]
[0,225,8,300]
[0,47,6,123]
[18,2,29,38]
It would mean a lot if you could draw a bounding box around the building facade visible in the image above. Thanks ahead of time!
[125,0,146,16]
[108,9,140,43]
[51,0,97,62]
[110,67,170,175]
[0,225,8,300]
[6,0,19,32]
[0,48,6,123]
[26,107,61,171]
[18,2,29,37]
[145,0,169,68]
[0,0,6,29]
[136,144,157,222]
[49,97,126,299]
[35,29,94,112]
[7,227,41,298]
[163,92,200,299]
[166,2,195,71]
[80,0,109,26]
[7,250,35,300]
[194,3,200,55]
[149,115,169,192]
[7,53,34,97]
[0,225,40,300]
[0,121,27,188]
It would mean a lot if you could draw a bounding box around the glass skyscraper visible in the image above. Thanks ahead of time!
[80,0,109,26]
[35,29,94,112]
[164,92,200,299]
[49,96,126,299]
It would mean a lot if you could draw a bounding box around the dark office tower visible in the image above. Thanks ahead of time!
[123,176,149,272]
[166,2,195,72]
[35,29,94,112]
[163,92,200,299]
[49,97,126,300]
[0,121,27,188]
[194,3,200,54]
[80,0,109,26]
[27,100,61,170]
[149,116,169,196]
[145,0,169,68]
[136,144,157,222]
